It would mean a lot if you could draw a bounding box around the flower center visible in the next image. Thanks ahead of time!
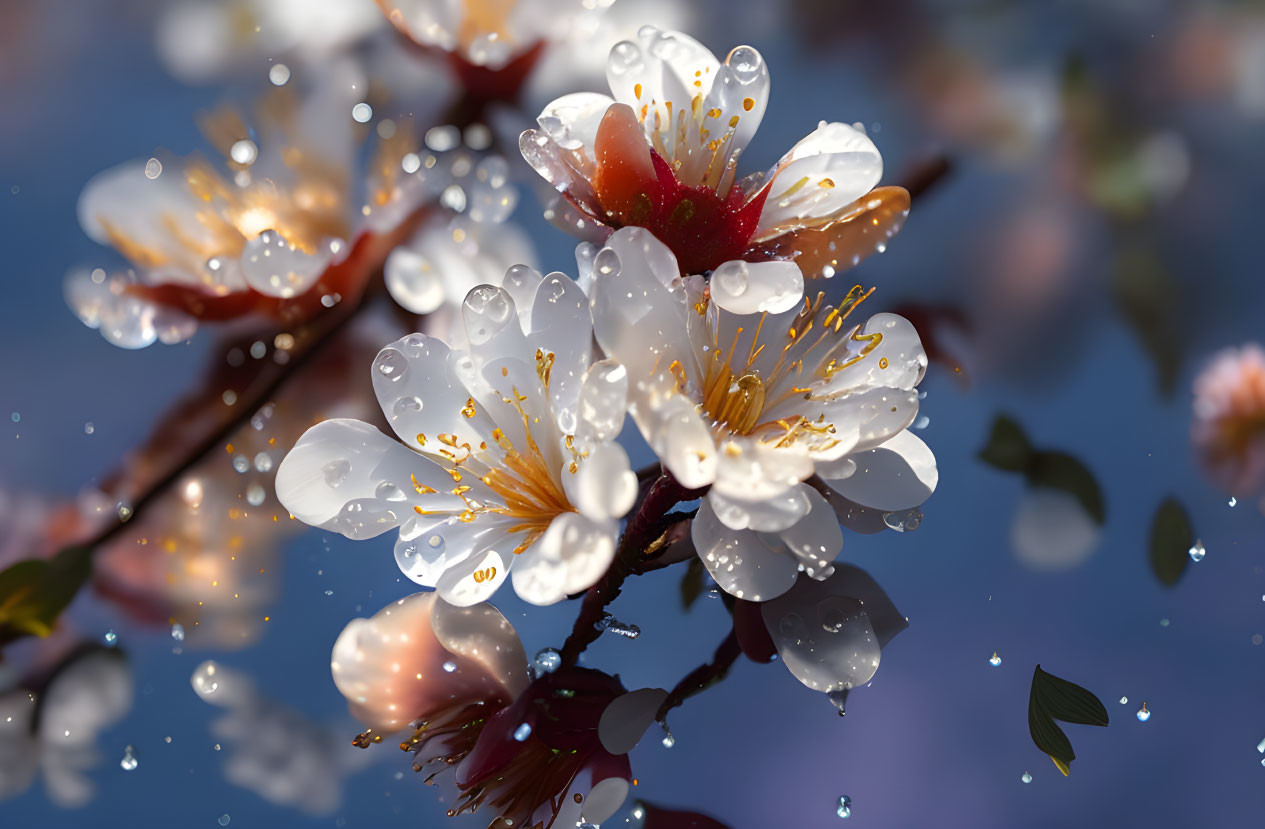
[701,353,767,435]
[592,104,768,275]
[481,427,573,553]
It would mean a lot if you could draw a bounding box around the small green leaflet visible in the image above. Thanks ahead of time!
[1028,664,1110,776]
[979,415,1105,524]
[0,545,93,650]
[1148,497,1194,587]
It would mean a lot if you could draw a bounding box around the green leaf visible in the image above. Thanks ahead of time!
[1149,497,1193,587]
[1028,664,1109,776]
[978,415,1034,472]
[1028,451,1106,525]
[0,546,93,648]
[979,415,1106,525]
[680,557,704,612]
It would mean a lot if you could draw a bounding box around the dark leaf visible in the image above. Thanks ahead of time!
[1028,451,1106,524]
[1113,247,1183,397]
[0,545,93,645]
[1149,497,1193,587]
[680,557,704,612]
[1028,664,1109,776]
[978,415,1034,472]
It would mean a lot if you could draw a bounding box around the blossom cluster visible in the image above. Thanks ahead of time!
[65,8,939,825]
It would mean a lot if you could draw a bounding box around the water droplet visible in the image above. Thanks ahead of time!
[232,454,250,473]
[534,648,561,674]
[253,452,272,472]
[835,795,852,819]
[513,723,532,741]
[219,815,231,827]
[1119,696,1128,705]
[245,484,265,506]
[1188,540,1205,562]
[442,661,457,673]
[9,412,18,423]
[144,158,162,179]
[376,349,408,380]
[989,652,1002,667]
[323,459,352,488]
[120,745,138,771]
[913,415,930,430]
[352,102,373,123]
[594,613,640,638]
[104,630,117,646]
[1229,496,1238,507]
[84,422,95,435]
[1256,736,1265,754]
[827,689,849,716]
[882,507,922,532]
[268,63,290,85]
[1136,703,1151,722]
[229,140,258,166]
[660,725,675,748]
[1021,771,1032,784]
[171,623,185,642]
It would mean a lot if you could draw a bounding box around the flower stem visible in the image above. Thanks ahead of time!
[558,471,703,668]
[655,628,741,723]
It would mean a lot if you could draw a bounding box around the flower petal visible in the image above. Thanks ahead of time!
[822,430,937,511]
[755,122,883,237]
[435,548,509,607]
[776,485,843,574]
[709,259,804,315]
[510,513,618,605]
[563,441,637,520]
[275,419,458,539]
[693,498,800,601]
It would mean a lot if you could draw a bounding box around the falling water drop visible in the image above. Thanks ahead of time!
[104,630,118,646]
[442,661,457,673]
[534,648,562,674]
[218,815,231,827]
[171,623,185,642]
[835,795,852,819]
[1021,771,1032,784]
[1188,540,1206,562]
[660,724,674,748]
[1119,696,1128,705]
[1136,703,1151,722]
[144,158,163,179]
[1229,496,1238,507]
[989,652,1002,667]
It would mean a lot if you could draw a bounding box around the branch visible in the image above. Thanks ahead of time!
[655,627,741,722]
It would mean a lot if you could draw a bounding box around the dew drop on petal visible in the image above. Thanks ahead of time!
[144,158,162,179]
[513,723,532,742]
[322,459,351,488]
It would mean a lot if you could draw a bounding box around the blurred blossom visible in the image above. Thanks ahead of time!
[68,61,431,347]
[521,26,908,276]
[155,0,385,84]
[588,229,936,599]
[190,660,370,814]
[378,0,613,71]
[385,207,534,329]
[276,263,638,607]
[87,310,392,647]
[1192,343,1265,497]
[1010,487,1101,572]
[0,648,132,808]
[332,592,651,827]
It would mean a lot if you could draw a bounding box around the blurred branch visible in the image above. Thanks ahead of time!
[655,627,741,723]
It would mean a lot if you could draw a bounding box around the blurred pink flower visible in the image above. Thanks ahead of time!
[1192,343,1265,495]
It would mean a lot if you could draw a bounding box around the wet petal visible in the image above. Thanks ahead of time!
[693,498,801,601]
[709,260,804,315]
[822,431,937,512]
[756,122,883,237]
